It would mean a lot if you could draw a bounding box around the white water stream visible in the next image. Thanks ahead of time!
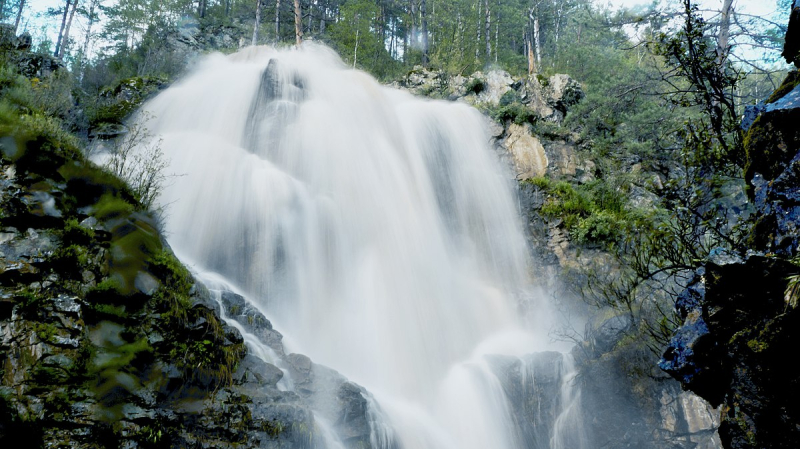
[139,44,585,449]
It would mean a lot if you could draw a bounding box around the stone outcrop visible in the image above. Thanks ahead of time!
[503,123,549,179]
[0,25,63,79]
[661,68,800,449]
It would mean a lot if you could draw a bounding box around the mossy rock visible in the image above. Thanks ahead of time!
[89,76,166,127]
[765,71,800,104]
[743,107,800,187]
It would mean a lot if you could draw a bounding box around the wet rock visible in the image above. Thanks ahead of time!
[335,382,372,446]
[233,353,284,387]
[218,290,285,355]
[749,151,800,255]
[661,253,800,449]
[487,352,565,449]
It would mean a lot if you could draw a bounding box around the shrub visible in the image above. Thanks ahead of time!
[465,77,486,95]
[491,102,537,126]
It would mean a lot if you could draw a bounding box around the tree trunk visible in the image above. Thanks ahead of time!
[275,0,281,41]
[484,0,490,59]
[494,13,498,62]
[410,0,417,49]
[81,0,98,66]
[13,0,25,32]
[198,0,207,18]
[716,0,733,66]
[354,28,359,67]
[293,0,302,45]
[533,14,541,67]
[54,0,71,57]
[526,22,535,74]
[475,0,481,62]
[553,0,564,51]
[307,1,312,34]
[252,0,262,45]
[57,0,80,58]
[421,0,429,65]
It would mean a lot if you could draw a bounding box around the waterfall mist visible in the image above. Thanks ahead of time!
[137,43,585,449]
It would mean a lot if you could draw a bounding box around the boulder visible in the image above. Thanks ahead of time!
[475,70,515,105]
[503,123,548,180]
[546,74,585,113]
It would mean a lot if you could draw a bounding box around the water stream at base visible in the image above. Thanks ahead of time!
[138,43,586,449]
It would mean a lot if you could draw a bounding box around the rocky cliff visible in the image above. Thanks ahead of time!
[660,67,800,449]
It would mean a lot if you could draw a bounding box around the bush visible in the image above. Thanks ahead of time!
[537,177,643,247]
[102,115,171,211]
[465,77,486,95]
[491,102,537,126]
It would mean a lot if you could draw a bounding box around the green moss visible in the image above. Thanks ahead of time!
[746,338,768,353]
[148,250,192,321]
[52,244,90,270]
[32,322,60,344]
[743,107,800,186]
[62,218,95,246]
[90,303,129,319]
[89,76,166,126]
[261,420,285,438]
[765,71,800,104]
[523,176,552,189]
[90,194,136,221]
[0,102,82,178]
[15,288,43,312]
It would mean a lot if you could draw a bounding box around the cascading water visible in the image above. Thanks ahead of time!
[135,43,586,449]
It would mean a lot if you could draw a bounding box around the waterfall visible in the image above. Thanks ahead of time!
[137,43,585,449]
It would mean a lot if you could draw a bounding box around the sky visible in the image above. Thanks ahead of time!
[16,0,790,59]
[600,0,781,17]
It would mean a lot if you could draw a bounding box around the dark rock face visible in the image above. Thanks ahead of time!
[486,352,569,449]
[782,1,800,67]
[0,141,360,447]
[662,255,800,449]
[661,70,800,449]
